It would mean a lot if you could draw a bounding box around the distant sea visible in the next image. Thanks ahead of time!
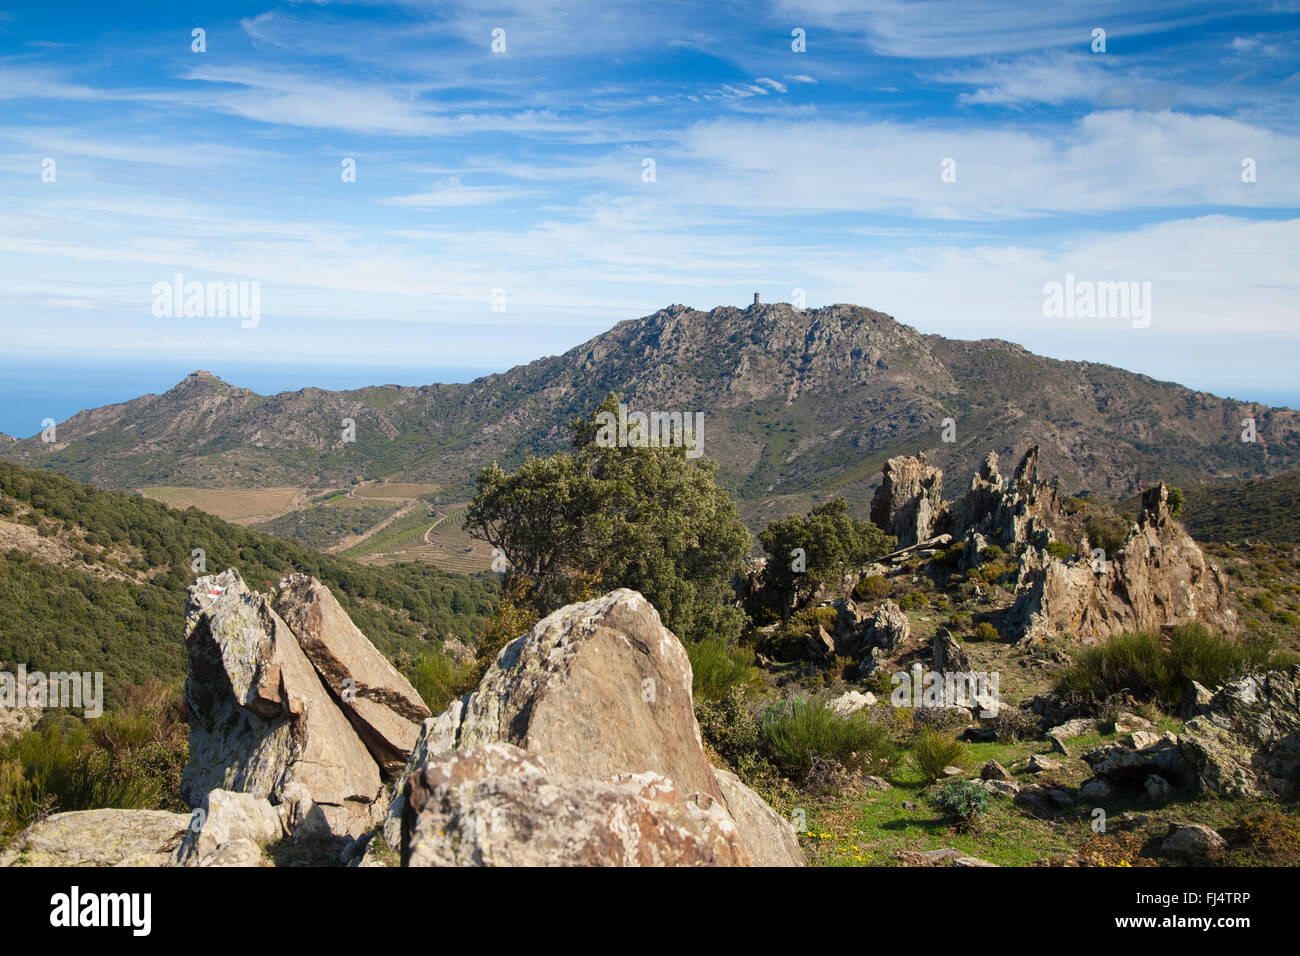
[0,359,499,440]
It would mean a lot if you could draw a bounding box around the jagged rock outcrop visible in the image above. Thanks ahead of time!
[1011,483,1235,643]
[932,629,971,673]
[951,446,1058,546]
[386,589,804,866]
[181,569,384,839]
[271,573,431,774]
[403,743,748,867]
[873,447,1235,644]
[1179,667,1300,799]
[870,453,944,547]
[0,810,190,867]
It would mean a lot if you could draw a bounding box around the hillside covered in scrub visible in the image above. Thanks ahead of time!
[0,461,497,707]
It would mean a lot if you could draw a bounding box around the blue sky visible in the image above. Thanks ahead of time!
[1,0,1298,420]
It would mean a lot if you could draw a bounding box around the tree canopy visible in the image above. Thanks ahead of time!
[465,393,752,643]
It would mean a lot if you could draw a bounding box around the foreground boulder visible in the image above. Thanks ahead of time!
[1180,667,1300,799]
[403,743,748,866]
[389,590,804,866]
[456,589,724,802]
[172,789,280,867]
[1,809,189,867]
[271,573,431,774]
[181,569,383,838]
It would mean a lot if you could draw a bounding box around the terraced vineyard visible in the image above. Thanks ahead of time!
[346,504,495,573]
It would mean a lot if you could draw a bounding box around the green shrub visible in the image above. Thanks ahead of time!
[758,697,900,783]
[898,591,926,610]
[1086,513,1129,557]
[688,639,759,702]
[980,545,1003,562]
[854,574,889,601]
[0,681,188,847]
[1046,540,1073,560]
[930,780,992,828]
[975,561,1012,585]
[405,651,474,714]
[1167,486,1185,518]
[911,728,969,782]
[972,621,999,642]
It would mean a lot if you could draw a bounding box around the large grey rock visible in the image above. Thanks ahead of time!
[387,590,804,866]
[403,743,748,867]
[712,768,804,867]
[1161,822,1226,863]
[1081,733,1192,788]
[180,569,383,838]
[862,600,910,653]
[271,574,431,774]
[1,810,189,867]
[380,700,464,848]
[456,589,723,802]
[172,789,281,867]
[1180,667,1300,798]
[932,629,971,674]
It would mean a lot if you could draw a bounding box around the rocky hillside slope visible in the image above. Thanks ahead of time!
[5,304,1297,528]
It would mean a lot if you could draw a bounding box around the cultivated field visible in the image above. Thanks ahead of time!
[138,486,315,525]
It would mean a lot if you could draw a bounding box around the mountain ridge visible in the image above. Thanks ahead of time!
[4,302,1297,529]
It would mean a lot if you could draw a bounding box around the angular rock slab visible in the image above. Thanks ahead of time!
[0,810,189,867]
[272,573,431,774]
[403,743,747,866]
[172,789,282,866]
[181,569,382,838]
[712,768,804,866]
[457,589,724,803]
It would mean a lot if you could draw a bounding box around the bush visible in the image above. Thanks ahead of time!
[980,545,1003,562]
[1167,486,1185,518]
[972,621,999,642]
[911,728,969,782]
[1046,540,1073,560]
[406,651,474,714]
[1054,624,1283,711]
[1226,809,1300,866]
[1086,513,1129,557]
[0,681,188,847]
[758,697,901,784]
[975,561,1012,585]
[930,780,992,828]
[854,574,889,601]
[687,639,759,702]
[992,707,1041,742]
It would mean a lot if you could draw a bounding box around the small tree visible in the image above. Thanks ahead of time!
[465,393,751,644]
[758,498,894,595]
